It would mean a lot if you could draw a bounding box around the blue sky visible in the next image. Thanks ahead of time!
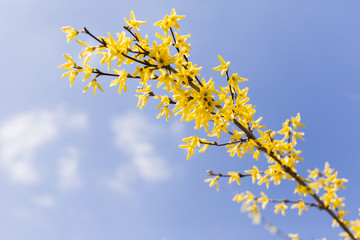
[1,0,360,239]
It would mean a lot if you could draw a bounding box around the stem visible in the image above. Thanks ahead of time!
[231,119,356,240]
[81,26,356,239]
[177,57,356,238]
[83,27,106,46]
[207,170,262,178]
[169,28,203,86]
[121,53,157,67]
[147,91,177,105]
[200,139,247,146]
[123,26,139,41]
[92,69,142,79]
[226,70,236,103]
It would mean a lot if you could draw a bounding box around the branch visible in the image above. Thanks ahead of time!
[169,27,203,86]
[231,119,356,239]
[207,170,260,179]
[200,139,247,147]
[83,27,106,46]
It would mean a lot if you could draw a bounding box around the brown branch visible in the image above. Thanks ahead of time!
[169,27,203,86]
[200,139,247,147]
[179,61,356,238]
[83,27,106,46]
[123,26,139,41]
[266,199,322,209]
[226,70,236,103]
[210,170,322,209]
[75,25,356,240]
[230,119,356,239]
[147,91,176,105]
[121,53,157,67]
[207,170,261,179]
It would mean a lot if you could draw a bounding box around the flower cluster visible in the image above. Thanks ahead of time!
[59,9,359,240]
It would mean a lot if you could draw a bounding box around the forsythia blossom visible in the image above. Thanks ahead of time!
[124,10,146,31]
[59,9,359,240]
[62,26,79,43]
[212,55,230,76]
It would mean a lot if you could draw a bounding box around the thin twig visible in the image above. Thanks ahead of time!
[83,27,106,46]
[169,27,203,86]
[230,119,356,240]
[200,139,247,147]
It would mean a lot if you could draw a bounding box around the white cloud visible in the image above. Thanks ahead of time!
[133,155,171,181]
[12,208,30,220]
[58,146,82,189]
[170,121,186,136]
[109,111,171,193]
[0,108,88,185]
[108,164,137,194]
[32,195,56,208]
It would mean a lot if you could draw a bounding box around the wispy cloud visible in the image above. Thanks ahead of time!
[0,108,88,185]
[58,146,82,189]
[108,164,137,194]
[169,121,186,136]
[32,195,56,208]
[109,111,171,193]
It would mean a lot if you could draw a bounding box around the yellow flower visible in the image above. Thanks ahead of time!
[155,32,172,46]
[133,67,153,85]
[83,79,104,95]
[291,113,306,130]
[179,135,201,160]
[156,106,173,121]
[135,95,149,109]
[228,73,247,94]
[228,172,241,185]
[204,176,220,191]
[135,84,151,109]
[233,193,246,203]
[168,8,185,30]
[308,168,320,180]
[291,200,308,215]
[288,233,301,240]
[156,69,172,91]
[212,55,230,75]
[154,95,173,121]
[274,202,288,216]
[292,131,305,143]
[257,192,269,209]
[110,69,128,93]
[154,48,175,68]
[61,70,78,87]
[61,26,79,43]
[154,8,185,33]
[174,32,191,50]
[245,166,261,184]
[76,39,96,58]
[257,175,269,189]
[124,10,146,31]
[58,54,79,87]
[184,62,202,79]
[198,143,210,153]
[243,191,256,205]
[246,203,259,214]
[98,32,132,70]
[58,53,76,70]
[79,55,94,82]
